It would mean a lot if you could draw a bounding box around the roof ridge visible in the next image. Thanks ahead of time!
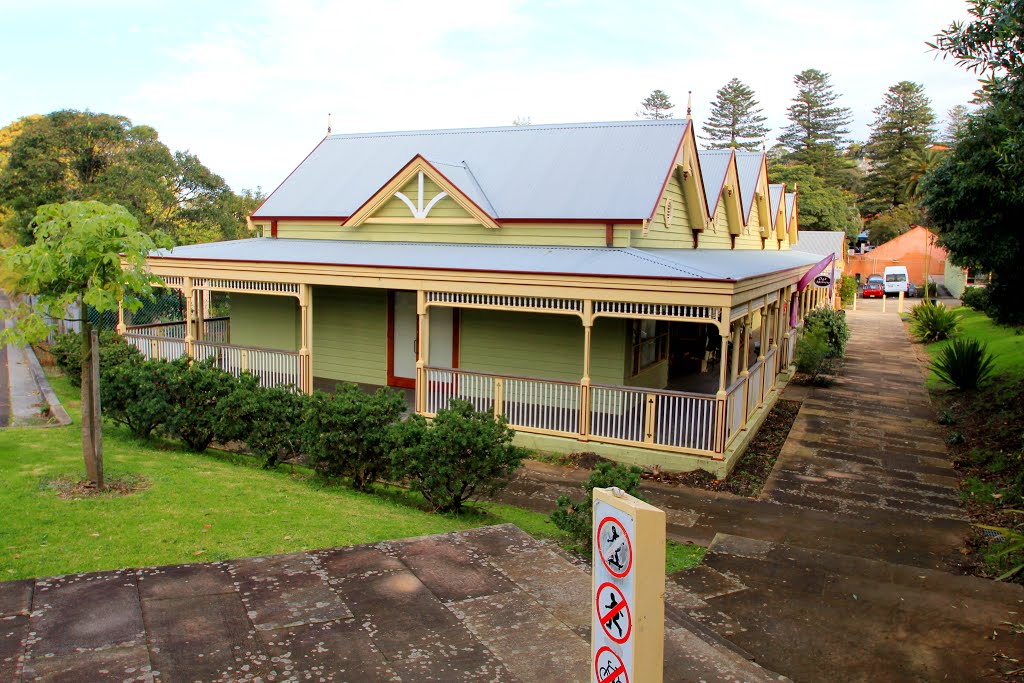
[324,119,688,141]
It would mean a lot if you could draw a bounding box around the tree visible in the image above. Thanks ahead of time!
[0,201,169,487]
[637,90,674,120]
[942,104,972,144]
[701,78,769,150]
[924,0,1024,325]
[767,162,861,240]
[778,69,852,152]
[512,116,532,126]
[860,82,936,214]
[865,204,919,245]
[0,110,251,246]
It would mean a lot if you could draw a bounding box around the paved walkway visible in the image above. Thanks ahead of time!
[498,307,1024,681]
[1,525,782,683]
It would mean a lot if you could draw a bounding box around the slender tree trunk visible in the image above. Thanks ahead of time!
[90,328,104,489]
[80,317,96,480]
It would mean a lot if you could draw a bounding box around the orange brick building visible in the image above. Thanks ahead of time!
[847,226,946,285]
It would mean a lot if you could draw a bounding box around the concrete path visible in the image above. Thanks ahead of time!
[0,525,783,683]
[498,307,1024,681]
[0,292,70,428]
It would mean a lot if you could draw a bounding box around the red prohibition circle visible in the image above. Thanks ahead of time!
[594,645,629,683]
[597,516,633,578]
[595,581,632,644]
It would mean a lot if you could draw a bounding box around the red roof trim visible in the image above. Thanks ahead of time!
[647,120,691,221]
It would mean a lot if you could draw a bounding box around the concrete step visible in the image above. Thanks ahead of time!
[670,533,1024,683]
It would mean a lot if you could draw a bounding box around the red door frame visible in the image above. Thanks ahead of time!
[386,292,460,389]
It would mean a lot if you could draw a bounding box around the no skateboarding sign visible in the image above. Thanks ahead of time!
[591,487,665,683]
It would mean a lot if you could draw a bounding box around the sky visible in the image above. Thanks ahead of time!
[1,0,981,194]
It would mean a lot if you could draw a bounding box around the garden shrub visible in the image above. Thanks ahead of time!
[838,275,856,307]
[803,307,849,358]
[101,359,177,439]
[794,327,833,383]
[390,399,526,512]
[931,337,995,391]
[550,461,645,549]
[50,330,142,387]
[218,382,310,468]
[910,302,961,342]
[303,384,406,490]
[960,286,990,312]
[164,358,238,452]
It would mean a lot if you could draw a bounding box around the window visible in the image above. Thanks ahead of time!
[885,273,907,282]
[631,320,668,375]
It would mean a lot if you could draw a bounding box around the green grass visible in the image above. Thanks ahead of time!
[924,308,1024,388]
[666,540,706,573]
[0,373,569,580]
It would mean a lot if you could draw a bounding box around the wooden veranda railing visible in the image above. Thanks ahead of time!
[121,332,301,391]
[421,359,791,459]
[125,316,229,343]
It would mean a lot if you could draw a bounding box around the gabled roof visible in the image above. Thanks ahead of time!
[253,120,691,221]
[695,149,732,217]
[768,184,785,227]
[733,151,766,223]
[153,238,822,282]
[785,192,797,227]
[793,231,846,261]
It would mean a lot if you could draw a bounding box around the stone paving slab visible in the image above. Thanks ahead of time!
[1,524,778,681]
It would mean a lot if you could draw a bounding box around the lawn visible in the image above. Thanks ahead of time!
[924,308,1024,387]
[1,372,704,580]
[0,373,569,580]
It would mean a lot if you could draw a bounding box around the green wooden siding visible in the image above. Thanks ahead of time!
[276,221,617,247]
[228,294,299,350]
[631,173,693,249]
[458,310,625,385]
[312,287,387,385]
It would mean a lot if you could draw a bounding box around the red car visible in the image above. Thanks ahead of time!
[862,279,885,299]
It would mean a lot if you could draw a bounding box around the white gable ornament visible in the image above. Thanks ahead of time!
[394,171,449,219]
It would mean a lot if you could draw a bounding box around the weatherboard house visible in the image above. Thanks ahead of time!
[128,119,832,476]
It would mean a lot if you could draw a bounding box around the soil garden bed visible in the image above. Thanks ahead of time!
[646,399,802,497]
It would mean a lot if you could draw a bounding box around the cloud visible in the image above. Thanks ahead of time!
[121,0,980,191]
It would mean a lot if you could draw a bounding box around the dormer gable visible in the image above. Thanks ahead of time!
[345,155,500,230]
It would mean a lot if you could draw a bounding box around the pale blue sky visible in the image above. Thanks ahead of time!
[2,0,979,193]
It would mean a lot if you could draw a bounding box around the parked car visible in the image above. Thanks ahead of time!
[862,279,885,299]
[866,274,883,285]
[883,265,910,297]
[906,282,917,298]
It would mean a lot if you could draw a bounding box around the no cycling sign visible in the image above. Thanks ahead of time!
[591,487,666,683]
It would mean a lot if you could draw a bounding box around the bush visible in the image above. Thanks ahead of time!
[961,286,990,312]
[910,303,961,342]
[302,384,406,490]
[794,327,833,383]
[550,461,645,549]
[50,331,142,387]
[803,307,849,358]
[390,399,526,512]
[101,359,177,439]
[164,358,238,452]
[218,383,311,468]
[838,275,856,307]
[932,338,996,391]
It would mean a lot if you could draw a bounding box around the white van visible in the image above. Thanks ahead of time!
[883,266,909,297]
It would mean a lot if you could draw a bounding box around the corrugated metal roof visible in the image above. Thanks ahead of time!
[768,184,784,227]
[733,152,764,222]
[792,231,846,261]
[696,149,731,217]
[253,120,689,221]
[155,239,820,282]
[785,192,796,227]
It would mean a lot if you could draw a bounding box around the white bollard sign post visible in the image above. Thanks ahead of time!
[592,486,666,683]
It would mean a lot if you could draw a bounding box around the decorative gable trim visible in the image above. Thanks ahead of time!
[344,155,500,230]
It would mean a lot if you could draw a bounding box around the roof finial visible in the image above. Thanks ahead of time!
[686,91,692,120]
[327,112,332,135]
